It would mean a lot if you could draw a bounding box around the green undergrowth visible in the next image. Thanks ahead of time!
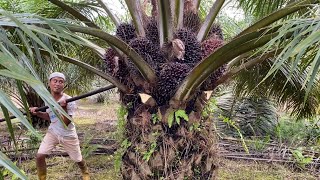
[15,156,318,179]
[1,101,319,179]
[20,155,119,180]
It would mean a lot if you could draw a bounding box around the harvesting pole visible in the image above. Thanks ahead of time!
[0,85,116,122]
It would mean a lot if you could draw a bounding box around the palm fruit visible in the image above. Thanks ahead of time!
[208,23,224,40]
[183,12,201,33]
[174,29,202,64]
[145,18,159,46]
[126,37,161,91]
[201,37,223,58]
[200,37,225,90]
[116,23,137,43]
[129,37,165,64]
[152,62,191,106]
[127,53,155,91]
[103,48,129,84]
[103,48,118,75]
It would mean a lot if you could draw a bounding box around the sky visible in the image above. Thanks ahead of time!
[221,0,245,20]
[103,0,245,21]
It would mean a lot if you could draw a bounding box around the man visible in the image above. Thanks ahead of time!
[29,72,89,180]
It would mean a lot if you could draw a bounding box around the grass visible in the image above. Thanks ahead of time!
[15,155,317,179]
[75,117,96,125]
[20,155,120,180]
[219,159,317,180]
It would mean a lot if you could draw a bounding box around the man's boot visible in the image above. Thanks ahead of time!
[37,166,46,180]
[36,154,47,180]
[78,161,90,180]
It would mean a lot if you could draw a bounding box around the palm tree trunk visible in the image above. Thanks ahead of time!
[121,94,218,179]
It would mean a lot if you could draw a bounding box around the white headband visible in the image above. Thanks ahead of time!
[49,72,66,81]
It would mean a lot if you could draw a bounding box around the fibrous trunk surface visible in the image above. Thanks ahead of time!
[121,102,218,180]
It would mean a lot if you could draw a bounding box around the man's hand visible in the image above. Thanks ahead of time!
[59,99,67,108]
[29,107,39,116]
[58,98,71,126]
[29,107,51,121]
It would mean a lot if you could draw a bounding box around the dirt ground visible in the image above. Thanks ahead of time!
[0,100,318,179]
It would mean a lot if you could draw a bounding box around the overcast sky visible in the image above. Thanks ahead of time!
[103,0,245,21]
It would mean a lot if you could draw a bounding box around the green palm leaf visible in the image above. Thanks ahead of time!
[0,52,71,128]
[173,0,184,29]
[234,59,320,118]
[258,17,320,103]
[37,48,129,93]
[238,0,305,19]
[0,104,17,150]
[16,80,32,124]
[197,0,225,41]
[238,0,318,36]
[0,10,58,60]
[97,0,120,27]
[124,0,145,36]
[158,0,173,46]
[0,14,157,84]
[213,92,278,137]
[173,28,279,102]
[48,0,99,29]
[0,88,38,136]
[0,151,27,180]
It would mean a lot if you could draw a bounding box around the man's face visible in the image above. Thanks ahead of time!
[49,77,65,94]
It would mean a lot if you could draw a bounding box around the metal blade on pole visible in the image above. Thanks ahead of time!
[0,85,116,122]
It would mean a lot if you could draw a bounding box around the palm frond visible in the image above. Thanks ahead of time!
[16,80,32,124]
[124,0,145,36]
[197,0,225,41]
[238,0,318,36]
[0,151,27,180]
[37,49,129,93]
[237,0,312,19]
[48,0,99,29]
[234,59,320,118]
[0,104,17,150]
[0,52,71,128]
[258,17,320,104]
[216,13,252,40]
[158,0,173,46]
[64,24,157,83]
[173,0,184,29]
[173,28,280,102]
[97,0,120,27]
[15,0,117,32]
[216,49,281,86]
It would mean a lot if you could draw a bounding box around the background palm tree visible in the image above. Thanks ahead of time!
[0,0,116,128]
[0,0,319,179]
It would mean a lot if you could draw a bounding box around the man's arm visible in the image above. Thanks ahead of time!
[61,106,72,126]
[29,107,50,121]
[59,99,72,126]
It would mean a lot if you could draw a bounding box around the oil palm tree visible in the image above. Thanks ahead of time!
[0,0,319,179]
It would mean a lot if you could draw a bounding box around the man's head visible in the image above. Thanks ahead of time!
[48,72,65,94]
